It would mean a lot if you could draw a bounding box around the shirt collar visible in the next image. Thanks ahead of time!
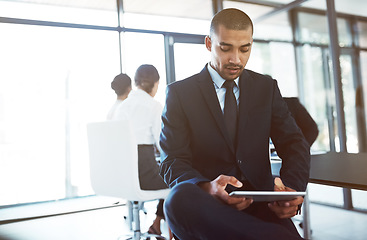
[207,63,239,88]
[134,88,152,97]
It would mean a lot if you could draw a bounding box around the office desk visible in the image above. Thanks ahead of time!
[271,152,367,189]
[271,151,367,239]
[309,152,367,190]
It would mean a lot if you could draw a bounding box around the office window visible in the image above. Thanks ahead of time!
[361,51,367,125]
[0,0,117,26]
[340,54,359,153]
[336,17,353,47]
[122,0,211,35]
[0,23,120,205]
[357,21,367,48]
[247,42,298,97]
[298,12,330,44]
[352,189,367,211]
[298,45,331,153]
[121,32,167,105]
[174,43,210,81]
[308,183,344,207]
[123,0,213,20]
[123,13,210,35]
[223,1,292,41]
[299,47,363,207]
[298,12,352,46]
[254,11,292,42]
[223,1,274,21]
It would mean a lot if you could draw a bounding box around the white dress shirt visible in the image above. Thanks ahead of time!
[112,89,163,151]
[207,64,240,112]
[106,99,124,120]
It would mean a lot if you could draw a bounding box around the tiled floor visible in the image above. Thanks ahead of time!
[303,203,367,240]
[0,198,366,240]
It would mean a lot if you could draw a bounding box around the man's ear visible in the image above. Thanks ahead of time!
[205,36,211,51]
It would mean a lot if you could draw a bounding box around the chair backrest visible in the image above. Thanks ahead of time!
[87,120,170,201]
[87,120,141,200]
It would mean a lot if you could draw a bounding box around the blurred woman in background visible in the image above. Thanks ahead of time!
[113,64,170,239]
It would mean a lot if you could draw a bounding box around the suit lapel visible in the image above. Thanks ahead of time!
[197,66,235,153]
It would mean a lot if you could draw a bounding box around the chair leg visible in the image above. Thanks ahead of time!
[126,201,133,230]
[302,189,312,240]
[127,200,167,240]
[139,201,147,214]
[132,201,141,240]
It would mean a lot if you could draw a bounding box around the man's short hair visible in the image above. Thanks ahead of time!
[210,8,253,37]
[111,73,131,96]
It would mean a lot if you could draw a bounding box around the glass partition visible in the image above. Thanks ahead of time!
[352,189,367,211]
[122,0,211,35]
[300,44,345,204]
[298,12,329,45]
[174,43,210,81]
[357,21,367,48]
[299,49,359,153]
[298,12,352,46]
[299,45,332,153]
[308,184,344,207]
[223,1,274,21]
[253,11,293,42]
[0,23,120,205]
[337,17,353,47]
[0,0,118,26]
[248,42,297,97]
[123,13,210,35]
[123,0,213,20]
[340,53,358,153]
[361,51,367,127]
[223,1,292,41]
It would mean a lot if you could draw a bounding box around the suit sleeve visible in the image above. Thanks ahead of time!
[270,82,310,191]
[159,84,209,188]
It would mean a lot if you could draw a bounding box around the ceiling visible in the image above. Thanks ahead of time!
[7,0,367,19]
[268,0,367,18]
[122,0,367,19]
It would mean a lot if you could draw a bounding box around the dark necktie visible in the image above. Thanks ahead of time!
[223,80,238,145]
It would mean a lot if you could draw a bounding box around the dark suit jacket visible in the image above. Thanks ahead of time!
[283,97,319,146]
[160,66,310,192]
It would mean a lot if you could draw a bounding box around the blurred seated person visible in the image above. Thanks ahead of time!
[283,97,319,146]
[270,97,318,158]
[113,64,171,239]
[107,73,132,120]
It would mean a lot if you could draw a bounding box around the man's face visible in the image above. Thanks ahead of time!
[205,24,253,81]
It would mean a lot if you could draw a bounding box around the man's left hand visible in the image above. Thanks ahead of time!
[267,177,304,219]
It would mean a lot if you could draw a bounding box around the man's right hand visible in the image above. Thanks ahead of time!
[198,174,253,211]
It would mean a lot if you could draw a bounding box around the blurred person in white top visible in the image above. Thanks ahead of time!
[113,64,171,239]
[106,73,132,120]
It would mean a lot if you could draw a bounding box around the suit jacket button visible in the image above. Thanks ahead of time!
[237,160,242,164]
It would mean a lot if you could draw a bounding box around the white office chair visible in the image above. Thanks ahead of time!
[87,120,171,240]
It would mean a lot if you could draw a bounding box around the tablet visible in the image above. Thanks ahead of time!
[229,191,306,202]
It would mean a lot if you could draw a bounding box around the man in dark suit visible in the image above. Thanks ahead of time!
[160,8,310,240]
